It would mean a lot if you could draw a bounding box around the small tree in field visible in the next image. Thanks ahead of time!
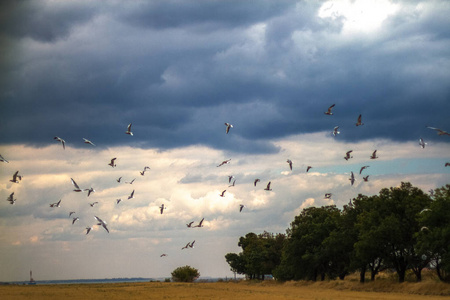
[171,265,200,282]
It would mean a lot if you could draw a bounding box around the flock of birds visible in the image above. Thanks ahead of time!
[2,109,450,259]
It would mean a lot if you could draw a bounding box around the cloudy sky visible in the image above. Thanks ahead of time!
[0,0,449,281]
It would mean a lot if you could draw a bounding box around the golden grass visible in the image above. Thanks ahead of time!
[1,280,449,300]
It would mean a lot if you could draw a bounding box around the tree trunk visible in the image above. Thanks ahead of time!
[397,266,406,283]
[359,265,366,283]
[320,273,325,281]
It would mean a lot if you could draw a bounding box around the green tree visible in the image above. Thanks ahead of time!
[171,265,200,282]
[417,184,450,282]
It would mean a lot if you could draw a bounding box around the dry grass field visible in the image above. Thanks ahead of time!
[1,279,449,300]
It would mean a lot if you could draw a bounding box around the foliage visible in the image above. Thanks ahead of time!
[171,265,200,282]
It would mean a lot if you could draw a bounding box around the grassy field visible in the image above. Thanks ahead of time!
[1,280,449,300]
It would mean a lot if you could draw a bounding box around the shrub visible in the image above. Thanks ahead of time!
[171,265,200,282]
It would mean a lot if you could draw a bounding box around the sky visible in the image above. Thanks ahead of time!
[0,0,449,281]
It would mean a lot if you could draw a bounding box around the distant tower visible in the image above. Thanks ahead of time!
[29,270,36,284]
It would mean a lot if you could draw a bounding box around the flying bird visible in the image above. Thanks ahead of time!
[332,126,340,136]
[85,227,92,235]
[69,211,75,217]
[108,158,117,168]
[89,202,98,207]
[128,190,135,200]
[419,138,427,149]
[125,178,136,184]
[325,193,332,199]
[370,150,378,159]
[225,123,233,134]
[71,178,83,192]
[53,136,65,150]
[194,218,204,228]
[6,192,16,205]
[182,242,190,250]
[445,162,450,167]
[189,240,196,248]
[83,138,95,146]
[72,217,79,225]
[306,166,312,172]
[360,166,369,174]
[50,199,61,208]
[344,150,353,161]
[355,114,364,126]
[254,179,260,186]
[363,175,369,182]
[426,126,450,136]
[10,171,22,183]
[159,204,166,214]
[186,221,194,228]
[0,154,9,163]
[264,182,272,191]
[220,190,226,197]
[160,254,167,257]
[116,198,122,204]
[125,123,133,136]
[116,177,122,183]
[239,204,245,212]
[324,104,335,115]
[84,187,95,197]
[287,159,293,171]
[217,159,231,167]
[94,216,109,233]
[228,179,236,187]
[140,166,150,176]
[228,175,234,183]
[349,172,355,186]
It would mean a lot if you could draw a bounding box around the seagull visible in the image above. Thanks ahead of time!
[220,190,226,197]
[71,178,83,192]
[72,217,79,225]
[324,104,335,115]
[306,166,312,172]
[50,199,62,207]
[0,154,9,163]
[370,150,378,159]
[53,136,65,150]
[254,179,260,186]
[344,150,353,161]
[189,240,196,248]
[116,198,122,204]
[85,227,92,235]
[332,126,340,136]
[69,211,75,217]
[355,114,364,126]
[160,254,167,257]
[116,177,122,183]
[83,138,95,146]
[194,218,204,228]
[108,158,117,168]
[128,190,135,200]
[217,159,231,167]
[225,123,233,134]
[10,171,22,183]
[125,123,133,136]
[264,182,272,191]
[360,166,369,174]
[6,192,16,205]
[159,204,166,214]
[228,179,236,187]
[419,138,427,149]
[349,172,355,186]
[445,162,450,167]
[84,187,95,197]
[89,202,98,207]
[228,175,234,183]
[426,126,450,136]
[140,166,150,176]
[239,204,245,212]
[94,216,109,233]
[186,221,194,228]
[324,193,332,199]
[182,242,190,250]
[363,175,369,182]
[287,159,293,171]
[125,178,136,184]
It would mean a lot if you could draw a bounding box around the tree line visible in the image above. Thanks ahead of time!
[225,182,450,283]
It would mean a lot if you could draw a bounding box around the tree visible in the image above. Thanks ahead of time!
[171,265,200,282]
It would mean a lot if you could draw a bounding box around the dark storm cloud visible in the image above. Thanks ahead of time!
[1,1,449,153]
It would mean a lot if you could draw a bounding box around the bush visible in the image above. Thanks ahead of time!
[171,265,200,282]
